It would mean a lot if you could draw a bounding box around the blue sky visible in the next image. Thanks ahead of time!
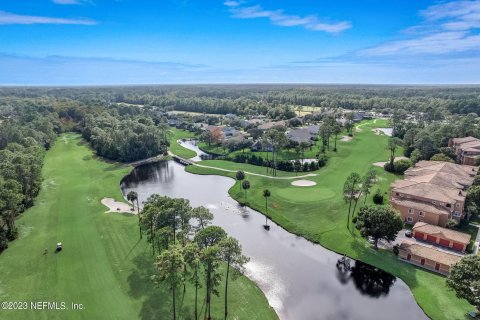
[0,0,479,84]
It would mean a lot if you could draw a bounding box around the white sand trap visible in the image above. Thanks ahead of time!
[340,136,352,142]
[101,198,135,214]
[291,180,317,187]
[372,156,409,167]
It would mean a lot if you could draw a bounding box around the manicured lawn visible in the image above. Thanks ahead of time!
[196,160,300,177]
[0,133,277,320]
[187,119,473,320]
[169,128,197,159]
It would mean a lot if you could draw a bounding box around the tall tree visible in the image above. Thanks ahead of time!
[153,245,185,320]
[343,172,361,231]
[183,242,202,320]
[127,191,141,238]
[191,206,214,233]
[235,171,245,192]
[446,255,480,313]
[242,180,250,203]
[219,237,249,320]
[354,205,403,249]
[387,137,402,166]
[0,179,24,240]
[195,226,227,320]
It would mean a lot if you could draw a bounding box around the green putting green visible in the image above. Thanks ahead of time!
[0,133,277,320]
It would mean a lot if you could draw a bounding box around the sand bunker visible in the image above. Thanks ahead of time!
[101,198,135,214]
[372,156,409,167]
[340,136,352,142]
[291,180,317,187]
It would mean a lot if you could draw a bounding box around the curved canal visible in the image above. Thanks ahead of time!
[121,140,427,320]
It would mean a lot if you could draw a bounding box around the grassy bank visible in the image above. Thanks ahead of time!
[169,128,197,159]
[187,119,472,320]
[0,133,277,320]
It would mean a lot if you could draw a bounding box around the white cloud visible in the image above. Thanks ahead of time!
[52,0,91,4]
[223,1,242,7]
[363,0,480,56]
[0,11,96,25]
[226,3,351,33]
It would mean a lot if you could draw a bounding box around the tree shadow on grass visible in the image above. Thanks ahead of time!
[127,253,171,320]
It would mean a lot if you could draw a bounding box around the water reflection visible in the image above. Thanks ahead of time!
[336,257,396,298]
[121,161,427,320]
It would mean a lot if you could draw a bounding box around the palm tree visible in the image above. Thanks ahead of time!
[242,180,250,203]
[263,189,271,226]
[235,171,245,192]
[127,191,141,238]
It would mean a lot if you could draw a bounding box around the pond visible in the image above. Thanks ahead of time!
[121,161,427,320]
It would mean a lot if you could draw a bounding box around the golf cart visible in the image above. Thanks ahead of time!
[56,242,63,252]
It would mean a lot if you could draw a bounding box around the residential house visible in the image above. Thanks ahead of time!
[239,118,264,129]
[412,222,471,252]
[257,120,287,131]
[353,111,365,122]
[390,161,478,227]
[449,136,480,165]
[398,240,462,275]
[286,128,313,144]
[251,140,273,152]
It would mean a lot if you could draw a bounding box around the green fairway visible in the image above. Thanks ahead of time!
[0,133,277,320]
[187,119,472,320]
[169,128,197,159]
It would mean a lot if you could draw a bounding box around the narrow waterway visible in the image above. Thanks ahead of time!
[121,141,427,320]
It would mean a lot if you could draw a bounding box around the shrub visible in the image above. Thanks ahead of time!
[393,244,399,256]
[372,189,384,205]
[445,219,457,229]
[430,153,454,163]
[383,162,395,173]
[393,159,412,174]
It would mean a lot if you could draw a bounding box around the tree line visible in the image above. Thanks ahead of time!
[0,105,58,251]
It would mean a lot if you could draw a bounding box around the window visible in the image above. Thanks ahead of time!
[407,217,413,223]
[395,192,400,196]
[408,208,414,214]
[419,211,425,217]
[456,203,460,208]
[432,201,437,205]
[446,204,452,208]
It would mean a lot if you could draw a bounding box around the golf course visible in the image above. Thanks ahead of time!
[0,133,277,320]
[186,119,473,320]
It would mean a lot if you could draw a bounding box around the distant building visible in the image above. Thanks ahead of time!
[257,120,287,131]
[390,161,478,227]
[398,240,462,275]
[449,136,480,165]
[286,128,315,144]
[251,140,273,152]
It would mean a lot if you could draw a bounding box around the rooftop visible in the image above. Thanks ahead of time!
[399,240,462,266]
[413,222,471,244]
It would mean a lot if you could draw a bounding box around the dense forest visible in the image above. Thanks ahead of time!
[0,85,479,117]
